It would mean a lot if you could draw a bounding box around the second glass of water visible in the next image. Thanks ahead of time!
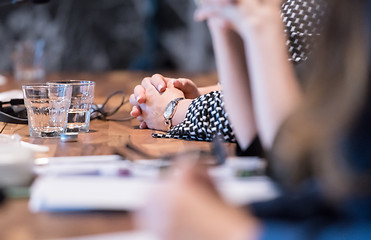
[51,80,95,133]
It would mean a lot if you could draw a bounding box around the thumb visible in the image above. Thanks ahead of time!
[172,79,184,90]
[174,152,219,196]
[173,79,194,92]
[173,79,200,99]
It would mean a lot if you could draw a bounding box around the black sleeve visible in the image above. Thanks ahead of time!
[235,137,265,157]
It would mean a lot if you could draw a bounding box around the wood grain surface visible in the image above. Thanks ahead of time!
[0,71,233,240]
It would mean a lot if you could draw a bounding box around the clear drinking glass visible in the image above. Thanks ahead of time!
[22,84,72,138]
[50,80,95,133]
[13,39,46,83]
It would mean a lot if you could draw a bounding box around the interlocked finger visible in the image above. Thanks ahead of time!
[130,105,142,118]
[133,85,146,104]
[151,74,167,92]
[141,77,158,95]
[130,93,140,106]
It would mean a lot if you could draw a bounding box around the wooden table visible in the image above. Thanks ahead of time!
[0,71,234,240]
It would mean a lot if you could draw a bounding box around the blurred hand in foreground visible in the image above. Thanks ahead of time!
[194,0,283,37]
[136,160,261,240]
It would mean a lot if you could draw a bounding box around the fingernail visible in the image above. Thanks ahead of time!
[158,84,163,92]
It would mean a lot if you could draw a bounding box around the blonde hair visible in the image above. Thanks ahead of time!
[271,0,370,199]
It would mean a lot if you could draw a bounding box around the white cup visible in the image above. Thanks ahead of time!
[0,145,34,188]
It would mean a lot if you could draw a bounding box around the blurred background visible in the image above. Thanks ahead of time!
[0,0,216,74]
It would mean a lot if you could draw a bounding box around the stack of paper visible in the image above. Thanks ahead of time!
[30,156,279,212]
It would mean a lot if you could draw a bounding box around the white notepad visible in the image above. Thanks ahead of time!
[30,156,279,212]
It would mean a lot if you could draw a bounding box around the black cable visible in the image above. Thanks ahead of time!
[0,99,25,109]
[0,92,132,124]
[0,111,28,122]
[90,91,133,122]
[0,98,28,124]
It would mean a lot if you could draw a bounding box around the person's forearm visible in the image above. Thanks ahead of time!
[242,14,302,149]
[210,27,257,150]
[172,99,192,127]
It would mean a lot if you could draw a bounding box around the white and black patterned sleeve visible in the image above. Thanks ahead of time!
[152,91,236,142]
[282,0,326,63]
[153,0,326,142]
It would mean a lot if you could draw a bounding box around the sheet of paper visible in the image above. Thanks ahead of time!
[30,156,279,212]
[0,89,23,101]
[29,176,155,212]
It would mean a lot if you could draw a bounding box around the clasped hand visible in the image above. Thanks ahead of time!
[130,74,199,131]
